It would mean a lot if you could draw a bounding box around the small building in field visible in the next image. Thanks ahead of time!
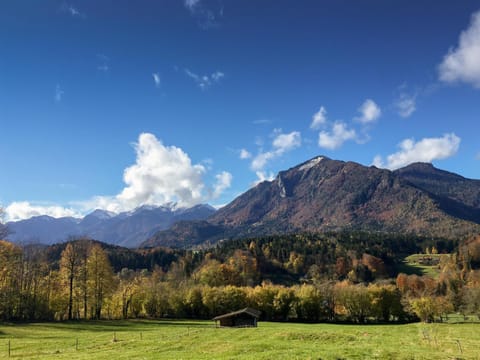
[212,307,261,328]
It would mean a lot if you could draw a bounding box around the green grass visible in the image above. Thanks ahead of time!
[398,254,447,278]
[1,320,479,359]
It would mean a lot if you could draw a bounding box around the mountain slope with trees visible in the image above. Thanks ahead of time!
[146,157,480,248]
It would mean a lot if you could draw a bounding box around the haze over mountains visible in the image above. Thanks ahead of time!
[7,204,215,247]
[7,156,480,249]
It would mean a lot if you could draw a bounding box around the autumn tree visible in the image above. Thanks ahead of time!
[335,283,372,323]
[273,287,296,321]
[60,242,81,320]
[293,284,324,322]
[0,240,22,320]
[368,284,403,322]
[410,296,438,322]
[87,244,115,319]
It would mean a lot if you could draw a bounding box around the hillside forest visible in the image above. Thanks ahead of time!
[1,230,480,324]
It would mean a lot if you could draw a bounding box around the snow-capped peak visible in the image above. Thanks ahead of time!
[299,156,324,171]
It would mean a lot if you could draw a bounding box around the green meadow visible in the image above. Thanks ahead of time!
[1,320,479,359]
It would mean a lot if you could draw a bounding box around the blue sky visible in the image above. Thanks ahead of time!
[1,0,480,221]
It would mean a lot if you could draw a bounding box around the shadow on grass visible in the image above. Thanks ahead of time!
[396,262,425,276]
[17,319,213,332]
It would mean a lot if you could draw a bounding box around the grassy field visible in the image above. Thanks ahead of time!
[1,320,479,359]
[398,254,447,278]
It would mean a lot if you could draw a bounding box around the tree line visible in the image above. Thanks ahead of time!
[0,232,479,323]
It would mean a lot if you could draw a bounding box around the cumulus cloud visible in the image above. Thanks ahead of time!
[254,171,275,185]
[108,133,205,211]
[89,133,232,212]
[318,122,356,150]
[152,73,161,88]
[395,93,416,118]
[251,131,302,172]
[5,202,81,222]
[272,131,302,152]
[372,133,461,170]
[251,151,276,171]
[185,69,224,90]
[213,171,232,198]
[6,133,233,220]
[310,106,327,129]
[239,149,251,159]
[439,10,480,88]
[355,99,381,124]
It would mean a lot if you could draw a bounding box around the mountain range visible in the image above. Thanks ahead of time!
[143,156,480,248]
[7,204,215,247]
[7,156,480,249]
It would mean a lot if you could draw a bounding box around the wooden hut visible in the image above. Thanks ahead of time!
[212,307,261,328]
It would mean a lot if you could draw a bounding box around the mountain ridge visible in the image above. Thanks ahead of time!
[7,204,216,247]
[144,156,480,248]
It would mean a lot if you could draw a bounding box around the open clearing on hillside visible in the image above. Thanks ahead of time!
[1,320,479,359]
[398,254,446,278]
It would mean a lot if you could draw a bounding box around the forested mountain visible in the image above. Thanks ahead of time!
[7,204,215,247]
[145,157,480,248]
[2,233,478,323]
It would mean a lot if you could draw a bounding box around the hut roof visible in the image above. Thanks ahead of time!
[212,307,261,321]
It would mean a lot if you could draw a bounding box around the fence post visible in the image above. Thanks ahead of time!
[76,338,78,351]
[8,339,11,357]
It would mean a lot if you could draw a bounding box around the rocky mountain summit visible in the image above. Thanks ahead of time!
[145,156,480,248]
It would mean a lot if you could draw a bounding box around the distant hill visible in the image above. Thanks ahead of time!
[21,238,182,273]
[7,204,216,248]
[144,156,480,248]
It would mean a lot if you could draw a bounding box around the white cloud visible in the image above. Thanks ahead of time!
[89,133,232,212]
[55,84,64,102]
[184,0,220,29]
[61,3,85,18]
[5,202,81,222]
[213,171,232,198]
[152,73,161,88]
[310,106,327,129]
[439,11,480,88]
[185,69,224,90]
[254,171,275,185]
[251,131,302,171]
[373,133,461,170]
[395,93,416,118]
[318,122,356,150]
[211,71,224,81]
[184,0,201,11]
[7,133,233,220]
[272,131,302,152]
[112,133,208,210]
[251,151,276,171]
[355,99,381,124]
[239,149,251,159]
[372,155,383,168]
